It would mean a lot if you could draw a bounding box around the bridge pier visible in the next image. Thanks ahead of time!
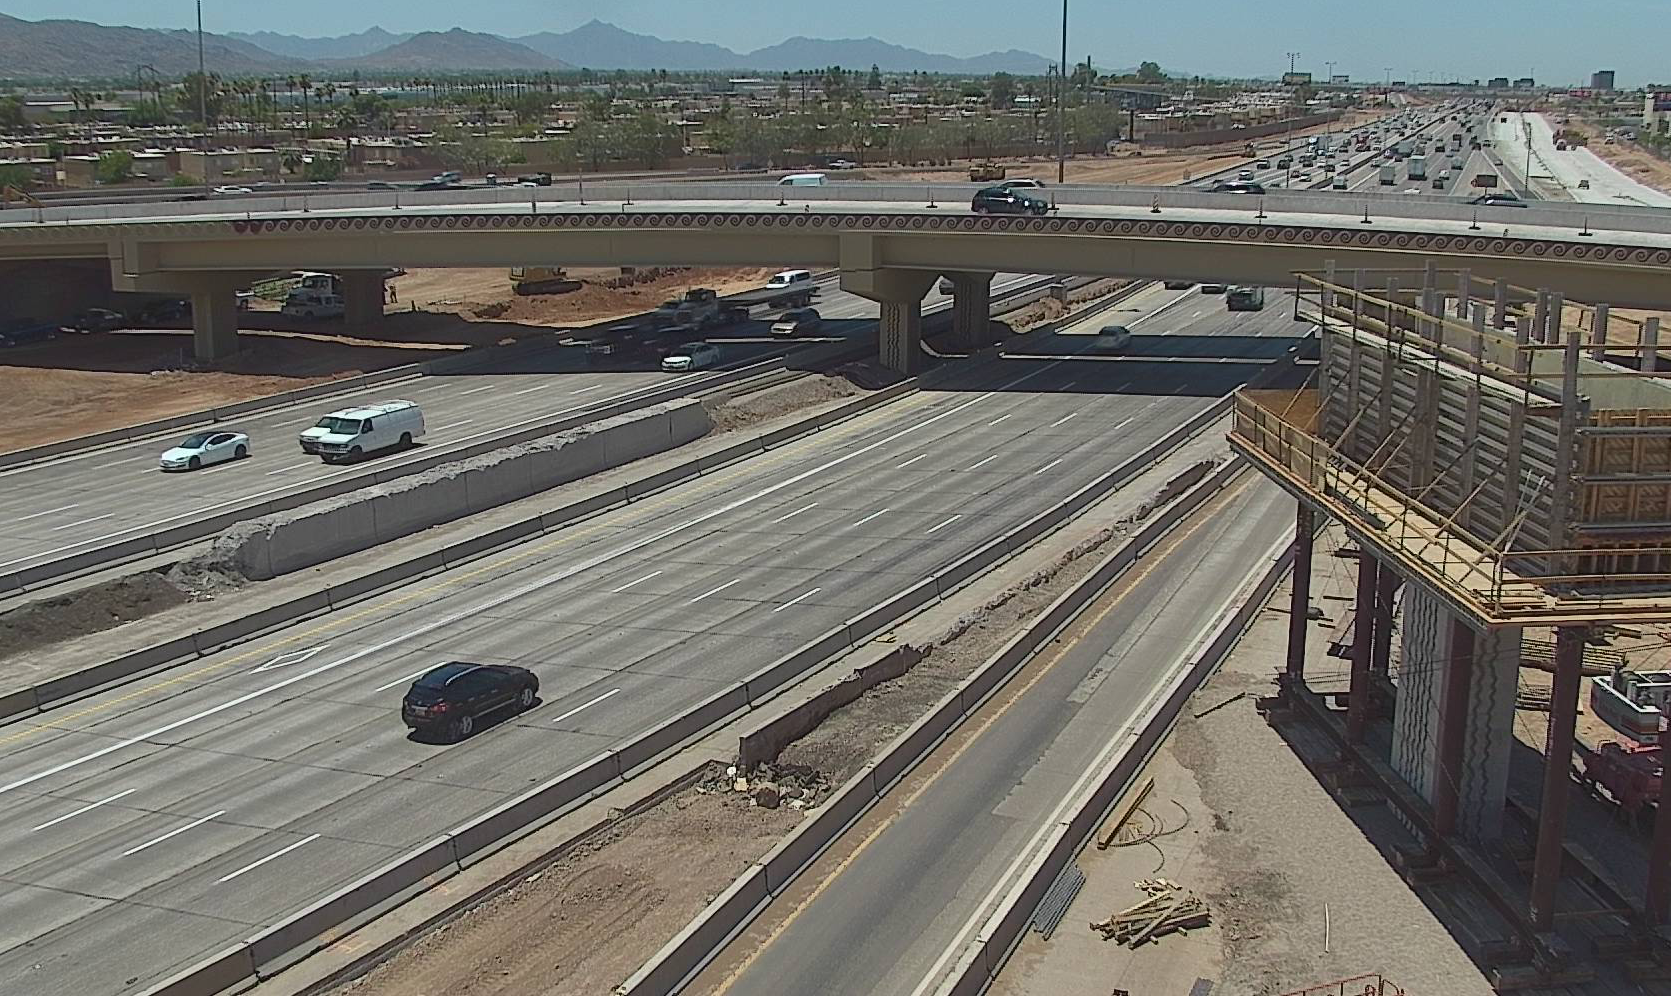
[839,254,936,375]
[186,275,245,361]
[945,271,995,351]
[340,269,387,328]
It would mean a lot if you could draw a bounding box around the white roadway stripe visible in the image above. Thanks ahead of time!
[851,508,889,527]
[0,365,1062,800]
[611,570,662,593]
[459,385,497,395]
[987,413,1012,427]
[121,810,226,856]
[216,833,321,883]
[1049,412,1078,428]
[1033,458,1064,476]
[772,587,822,612]
[434,420,476,433]
[966,455,1000,472]
[897,453,930,469]
[50,513,115,531]
[688,578,742,603]
[16,503,80,521]
[570,384,603,394]
[513,384,554,395]
[30,788,137,832]
[263,462,313,476]
[927,515,962,534]
[373,668,431,693]
[770,502,818,524]
[549,688,622,725]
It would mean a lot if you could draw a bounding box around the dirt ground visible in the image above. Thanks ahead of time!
[0,572,189,659]
[326,785,799,996]
[1571,118,1671,195]
[0,265,773,454]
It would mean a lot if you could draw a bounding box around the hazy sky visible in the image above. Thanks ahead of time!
[7,0,1662,86]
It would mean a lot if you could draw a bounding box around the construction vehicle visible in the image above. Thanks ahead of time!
[1575,740,1662,829]
[969,162,1006,182]
[510,266,582,295]
[652,288,749,331]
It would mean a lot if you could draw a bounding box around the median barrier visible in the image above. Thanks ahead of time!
[245,834,464,979]
[841,577,940,642]
[190,591,332,657]
[448,751,625,868]
[6,534,158,593]
[537,486,628,532]
[458,449,538,518]
[433,519,541,572]
[759,764,880,894]
[737,644,922,770]
[740,626,856,706]
[613,684,752,776]
[31,635,198,708]
[374,470,470,541]
[695,436,765,473]
[612,866,771,996]
[622,459,702,501]
[932,537,1011,597]
[326,551,447,606]
[0,687,39,723]
[134,943,259,996]
[872,690,966,790]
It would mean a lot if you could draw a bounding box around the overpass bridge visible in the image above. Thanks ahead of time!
[4,181,1671,370]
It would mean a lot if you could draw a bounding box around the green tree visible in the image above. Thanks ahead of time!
[0,162,33,190]
[867,64,883,90]
[303,155,344,182]
[1136,61,1167,83]
[94,149,133,184]
[0,95,27,131]
[169,173,198,187]
[988,72,1016,110]
[509,91,549,126]
[1070,60,1098,93]
[179,72,225,124]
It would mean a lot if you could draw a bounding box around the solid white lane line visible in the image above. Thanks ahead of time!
[772,587,822,612]
[263,461,313,476]
[31,788,137,832]
[987,413,1012,426]
[217,833,322,883]
[927,515,962,534]
[770,502,818,524]
[0,373,1062,800]
[1049,412,1078,428]
[15,503,79,522]
[966,454,1000,472]
[549,688,622,725]
[459,385,497,395]
[689,578,742,603]
[897,453,930,469]
[570,384,603,395]
[122,810,225,856]
[1033,459,1064,476]
[50,514,115,531]
[852,508,889,527]
[611,571,662,593]
[373,668,431,693]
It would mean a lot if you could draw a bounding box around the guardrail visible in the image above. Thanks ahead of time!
[130,313,1233,996]
[614,430,1246,996]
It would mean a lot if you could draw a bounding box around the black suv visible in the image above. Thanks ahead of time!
[971,185,1050,216]
[1468,192,1528,208]
[401,662,540,740]
[1208,180,1266,195]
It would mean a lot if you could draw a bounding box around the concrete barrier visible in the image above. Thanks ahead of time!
[758,765,879,894]
[448,751,625,867]
[612,866,771,996]
[614,684,751,775]
[0,687,39,723]
[326,551,447,605]
[737,644,922,769]
[133,943,259,996]
[740,627,855,706]
[191,592,332,656]
[31,635,198,708]
[538,486,628,532]
[872,690,965,790]
[840,578,940,645]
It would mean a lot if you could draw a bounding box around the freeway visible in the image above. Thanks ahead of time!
[690,471,1292,996]
[0,282,1304,995]
[1490,111,1671,208]
[0,272,1036,586]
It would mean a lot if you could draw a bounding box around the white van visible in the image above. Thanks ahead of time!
[298,400,425,462]
[766,269,815,291]
[777,172,827,187]
[282,288,345,319]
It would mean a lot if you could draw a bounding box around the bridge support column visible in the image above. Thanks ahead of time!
[1283,502,1315,689]
[1370,563,1399,677]
[1346,550,1377,744]
[340,270,387,328]
[839,245,936,375]
[187,276,243,361]
[1530,626,1586,930]
[946,271,994,352]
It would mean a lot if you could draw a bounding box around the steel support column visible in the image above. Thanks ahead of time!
[1347,550,1377,743]
[1433,617,1475,838]
[1285,503,1315,684]
[1530,626,1585,930]
[1371,564,1399,677]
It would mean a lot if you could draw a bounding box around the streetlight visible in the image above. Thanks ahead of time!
[1287,51,1301,75]
[1057,0,1067,184]
[197,0,210,198]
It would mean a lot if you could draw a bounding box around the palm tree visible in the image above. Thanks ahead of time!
[297,73,312,130]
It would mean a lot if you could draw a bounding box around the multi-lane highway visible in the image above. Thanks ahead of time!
[0,273,1036,586]
[691,472,1291,996]
[0,282,1304,995]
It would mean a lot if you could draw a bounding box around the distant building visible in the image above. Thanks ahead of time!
[1514,77,1536,89]
[1592,70,1616,91]
[1488,77,1510,89]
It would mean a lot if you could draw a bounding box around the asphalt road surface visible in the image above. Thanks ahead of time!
[0,282,1303,995]
[692,476,1292,996]
[0,273,1036,583]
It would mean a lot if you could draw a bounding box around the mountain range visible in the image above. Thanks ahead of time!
[0,12,1051,79]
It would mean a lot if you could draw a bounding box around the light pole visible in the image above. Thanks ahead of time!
[1287,51,1300,75]
[197,0,210,197]
[1057,0,1067,184]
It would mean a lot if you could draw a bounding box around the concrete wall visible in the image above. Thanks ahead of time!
[203,399,710,581]
[1140,111,1342,148]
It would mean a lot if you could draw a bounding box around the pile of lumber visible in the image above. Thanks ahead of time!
[1089,879,1210,947]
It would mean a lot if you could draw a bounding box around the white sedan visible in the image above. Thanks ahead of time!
[160,430,250,471]
[661,343,721,372]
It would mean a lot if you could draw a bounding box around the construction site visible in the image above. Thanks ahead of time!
[1232,265,1671,991]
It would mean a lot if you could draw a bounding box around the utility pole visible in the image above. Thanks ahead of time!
[197,0,210,197]
[1057,0,1067,184]
[1287,51,1300,75]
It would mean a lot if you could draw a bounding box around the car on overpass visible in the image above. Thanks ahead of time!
[971,185,1050,216]
[997,178,1045,190]
[1163,279,1195,290]
[401,662,540,741]
[1469,192,1528,208]
[1208,180,1265,195]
